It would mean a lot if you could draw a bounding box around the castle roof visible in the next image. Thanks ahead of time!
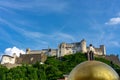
[2,55,14,58]
[29,50,42,54]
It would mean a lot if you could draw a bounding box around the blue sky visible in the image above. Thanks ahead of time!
[0,0,120,56]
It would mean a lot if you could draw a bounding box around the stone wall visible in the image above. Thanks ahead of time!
[58,43,73,57]
[2,63,21,69]
[105,55,120,66]
[16,53,47,64]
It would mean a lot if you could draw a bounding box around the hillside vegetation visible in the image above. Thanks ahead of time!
[0,52,120,80]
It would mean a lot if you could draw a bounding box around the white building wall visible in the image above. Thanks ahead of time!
[1,56,15,64]
[58,43,74,57]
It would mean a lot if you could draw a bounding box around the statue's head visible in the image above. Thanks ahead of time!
[89,44,92,46]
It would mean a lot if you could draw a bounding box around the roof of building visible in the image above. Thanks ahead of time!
[71,42,81,45]
[42,49,58,51]
[2,55,14,58]
[29,50,43,54]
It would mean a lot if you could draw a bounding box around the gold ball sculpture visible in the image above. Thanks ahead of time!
[68,61,119,80]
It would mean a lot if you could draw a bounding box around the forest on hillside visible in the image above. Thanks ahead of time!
[0,52,120,80]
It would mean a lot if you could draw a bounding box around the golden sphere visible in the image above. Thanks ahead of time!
[68,61,119,80]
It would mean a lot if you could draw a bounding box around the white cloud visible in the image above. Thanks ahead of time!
[57,33,74,41]
[117,12,120,16]
[52,32,75,42]
[105,17,120,25]
[4,46,25,57]
[0,17,75,47]
[22,30,46,39]
[0,18,52,46]
[0,6,17,15]
[0,0,68,13]
[0,18,46,39]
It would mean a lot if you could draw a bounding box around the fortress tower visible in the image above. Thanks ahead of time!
[57,42,73,57]
[26,48,30,54]
[80,39,87,53]
[58,42,66,57]
[100,45,106,55]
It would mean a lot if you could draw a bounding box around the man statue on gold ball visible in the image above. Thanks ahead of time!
[68,44,119,80]
[87,44,95,61]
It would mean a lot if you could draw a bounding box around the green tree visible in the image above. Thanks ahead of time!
[0,65,8,80]
[46,65,62,80]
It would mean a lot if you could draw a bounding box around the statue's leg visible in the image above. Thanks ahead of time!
[92,52,94,60]
[87,52,90,60]
[89,52,91,60]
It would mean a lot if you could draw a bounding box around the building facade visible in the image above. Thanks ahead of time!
[57,39,106,57]
[1,55,16,64]
[1,49,47,65]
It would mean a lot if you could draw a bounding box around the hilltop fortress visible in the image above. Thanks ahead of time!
[1,39,106,66]
[57,39,106,57]
[25,39,106,57]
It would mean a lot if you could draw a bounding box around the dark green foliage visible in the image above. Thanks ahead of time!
[45,65,62,80]
[0,52,120,80]
[0,65,8,80]
[95,57,111,65]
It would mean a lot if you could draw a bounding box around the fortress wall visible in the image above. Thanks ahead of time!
[94,48,103,55]
[65,44,73,55]
[50,49,58,56]
[64,48,73,55]
[58,40,106,57]
[71,42,81,52]
[29,50,43,54]
[105,55,120,66]
[2,63,21,69]
[1,56,15,64]
[58,43,74,57]
[16,54,47,64]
